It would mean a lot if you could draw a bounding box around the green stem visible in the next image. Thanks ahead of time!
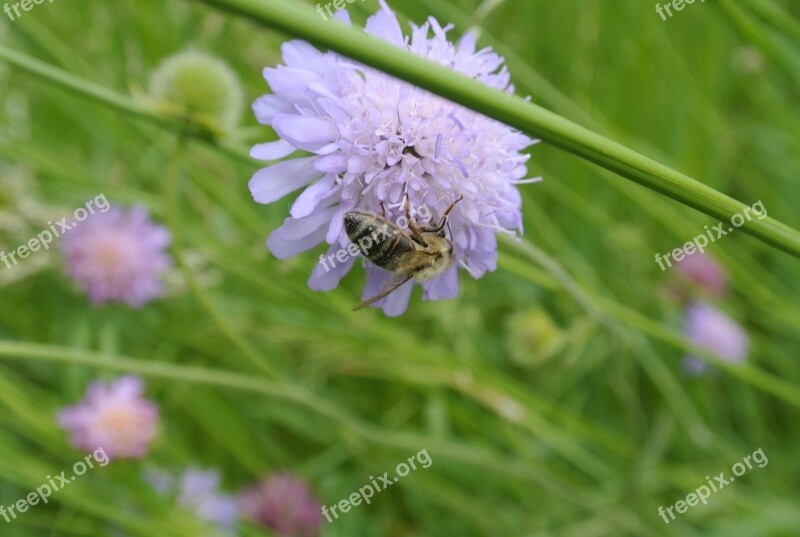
[0,44,157,123]
[191,0,800,258]
[0,340,562,488]
[718,0,800,88]
[744,0,800,43]
[500,235,800,411]
[0,43,252,165]
[164,134,276,377]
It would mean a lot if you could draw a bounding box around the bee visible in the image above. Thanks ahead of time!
[344,194,463,311]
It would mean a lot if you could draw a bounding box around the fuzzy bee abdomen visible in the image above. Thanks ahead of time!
[344,211,413,271]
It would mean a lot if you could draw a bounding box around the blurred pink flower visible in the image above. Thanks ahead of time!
[682,302,749,375]
[240,472,322,537]
[57,375,159,459]
[676,252,728,297]
[61,206,172,307]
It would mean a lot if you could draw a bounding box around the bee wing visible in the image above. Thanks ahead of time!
[353,273,414,311]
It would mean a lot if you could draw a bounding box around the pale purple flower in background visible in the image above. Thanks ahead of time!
[143,467,239,530]
[177,468,240,530]
[249,0,537,315]
[57,375,159,459]
[682,302,749,375]
[143,466,175,495]
[61,206,172,307]
[240,472,323,537]
[676,252,728,298]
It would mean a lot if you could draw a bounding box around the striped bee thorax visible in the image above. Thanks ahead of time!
[344,211,415,271]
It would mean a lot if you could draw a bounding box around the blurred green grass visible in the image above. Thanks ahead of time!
[1,0,799,535]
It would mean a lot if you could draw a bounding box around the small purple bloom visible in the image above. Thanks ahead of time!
[143,467,239,530]
[57,375,159,459]
[249,1,537,315]
[61,206,172,307]
[240,472,323,537]
[683,302,749,375]
[676,252,728,297]
[177,468,240,530]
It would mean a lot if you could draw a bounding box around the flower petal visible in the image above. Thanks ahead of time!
[249,157,321,204]
[314,153,348,174]
[326,202,356,245]
[421,265,459,300]
[308,244,356,291]
[281,40,323,67]
[252,95,292,124]
[272,115,338,152]
[264,66,324,98]
[266,208,336,259]
[361,266,413,316]
[333,9,351,25]
[381,279,413,316]
[250,139,296,161]
[367,0,406,47]
[290,175,339,219]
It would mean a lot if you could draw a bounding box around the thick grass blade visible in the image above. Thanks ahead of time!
[189,0,800,259]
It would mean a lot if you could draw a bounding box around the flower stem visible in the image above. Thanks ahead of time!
[0,43,252,165]
[0,340,555,486]
[163,133,277,377]
[500,235,800,411]
[191,0,800,259]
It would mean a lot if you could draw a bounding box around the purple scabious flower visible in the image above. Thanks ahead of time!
[143,467,239,531]
[676,252,728,298]
[249,1,537,315]
[57,375,159,460]
[61,206,172,307]
[682,302,749,375]
[240,472,323,537]
[177,468,240,530]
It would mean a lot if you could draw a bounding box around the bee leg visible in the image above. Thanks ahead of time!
[379,201,388,219]
[420,194,464,235]
[404,192,429,247]
[353,273,413,311]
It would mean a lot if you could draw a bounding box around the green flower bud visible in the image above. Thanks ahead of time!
[149,50,243,133]
[506,309,562,366]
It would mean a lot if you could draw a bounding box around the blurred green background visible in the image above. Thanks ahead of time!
[1,0,799,535]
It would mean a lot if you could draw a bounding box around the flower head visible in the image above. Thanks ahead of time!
[682,302,749,375]
[61,206,172,307]
[506,309,562,366]
[676,252,728,297]
[145,467,240,530]
[240,472,322,537]
[250,1,536,315]
[150,50,244,132]
[177,468,240,530]
[57,375,159,459]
